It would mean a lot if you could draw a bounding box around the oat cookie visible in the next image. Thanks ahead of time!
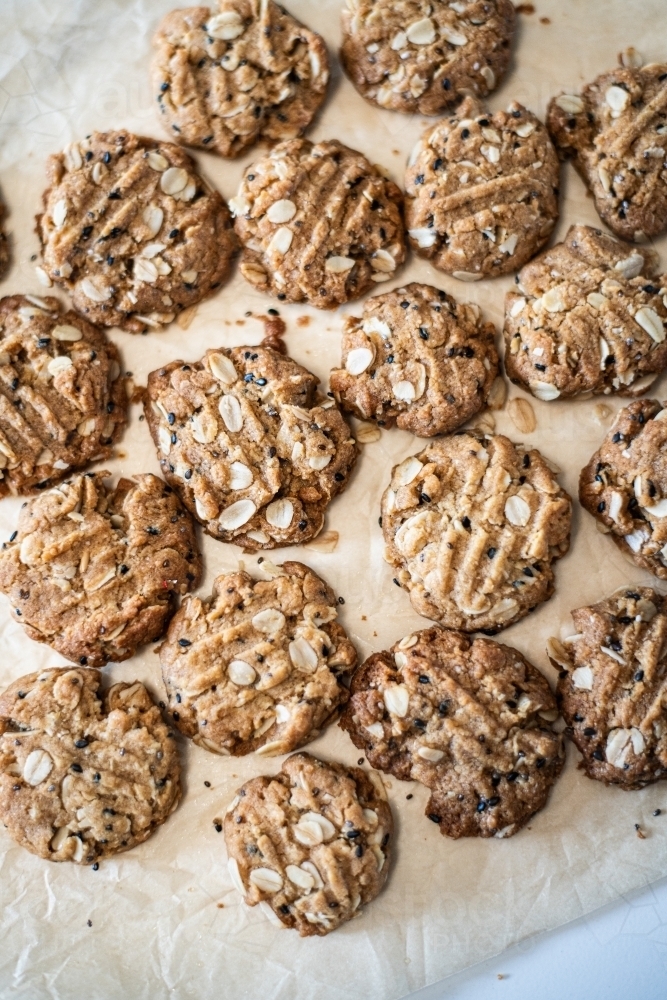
[37,131,236,333]
[382,432,572,632]
[340,0,515,116]
[505,225,667,400]
[547,62,667,241]
[330,282,499,437]
[0,294,126,495]
[549,587,667,789]
[160,561,357,756]
[144,346,357,549]
[231,138,405,308]
[0,471,201,667]
[341,627,564,838]
[224,751,392,935]
[405,97,560,280]
[152,1,329,159]
[0,667,180,863]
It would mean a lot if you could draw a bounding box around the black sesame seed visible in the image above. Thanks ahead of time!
[334,472,345,482]
[427,813,441,824]
[79,657,88,666]
[583,727,596,737]
[419,327,429,340]
[418,675,430,684]
[179,638,191,647]
[214,823,222,833]
[598,501,606,512]
[119,564,129,575]
[634,670,644,681]
[476,800,487,812]
[592,749,604,761]
[71,763,83,773]
[506,771,519,782]
[74,738,88,748]
[487,547,496,559]
[461,128,470,139]
[338,596,345,605]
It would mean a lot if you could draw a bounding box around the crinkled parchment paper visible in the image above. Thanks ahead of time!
[1,1,667,997]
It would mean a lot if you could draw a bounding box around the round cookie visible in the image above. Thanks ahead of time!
[144,346,357,549]
[0,471,201,666]
[160,562,357,756]
[549,587,667,789]
[224,751,393,935]
[0,294,126,495]
[405,97,560,280]
[0,667,180,864]
[37,131,237,333]
[340,626,564,838]
[547,62,667,242]
[152,1,329,159]
[505,225,667,400]
[231,138,405,308]
[330,282,499,437]
[381,432,572,633]
[340,0,516,116]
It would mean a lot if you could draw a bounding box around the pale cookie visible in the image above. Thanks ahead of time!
[340,0,516,116]
[0,471,201,667]
[330,282,499,437]
[231,138,405,308]
[152,1,329,159]
[37,131,236,333]
[505,225,667,400]
[160,561,357,756]
[405,97,560,280]
[0,294,126,495]
[144,346,357,549]
[224,751,392,935]
[340,626,564,838]
[0,667,180,864]
[547,62,667,241]
[549,587,667,789]
[381,432,572,633]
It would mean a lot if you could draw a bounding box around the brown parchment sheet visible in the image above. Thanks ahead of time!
[1,1,667,997]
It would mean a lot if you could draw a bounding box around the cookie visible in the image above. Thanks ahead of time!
[37,131,236,333]
[231,138,405,308]
[505,225,667,400]
[0,667,180,863]
[160,561,357,756]
[152,1,329,159]
[224,751,392,935]
[405,97,560,280]
[340,0,516,116]
[144,346,357,549]
[330,282,499,437]
[381,432,572,632]
[549,587,667,789]
[547,62,667,242]
[0,294,126,496]
[340,626,564,838]
[0,471,201,667]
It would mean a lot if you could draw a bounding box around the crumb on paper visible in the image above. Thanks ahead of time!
[235,319,245,325]
[361,614,367,621]
[635,823,647,839]
[260,313,287,354]
[130,383,147,405]
[515,3,535,12]
[296,315,310,327]
[540,16,550,22]
[114,449,127,459]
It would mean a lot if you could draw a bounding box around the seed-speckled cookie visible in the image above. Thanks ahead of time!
[152,1,329,159]
[330,282,499,437]
[0,471,201,666]
[224,751,392,935]
[382,432,572,632]
[340,0,516,116]
[0,667,180,864]
[144,346,357,549]
[160,561,357,756]
[547,62,667,242]
[37,131,236,333]
[231,138,405,307]
[0,294,126,495]
[405,97,560,280]
[549,587,667,789]
[341,626,564,838]
[505,225,667,401]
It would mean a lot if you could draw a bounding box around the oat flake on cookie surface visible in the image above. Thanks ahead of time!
[37,131,236,333]
[381,431,571,633]
[224,751,393,935]
[0,667,180,864]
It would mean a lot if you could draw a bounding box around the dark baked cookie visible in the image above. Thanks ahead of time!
[0,471,201,666]
[37,131,236,332]
[0,667,180,863]
[381,432,572,632]
[152,1,329,159]
[231,138,405,307]
[144,346,357,549]
[330,282,499,437]
[224,751,393,935]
